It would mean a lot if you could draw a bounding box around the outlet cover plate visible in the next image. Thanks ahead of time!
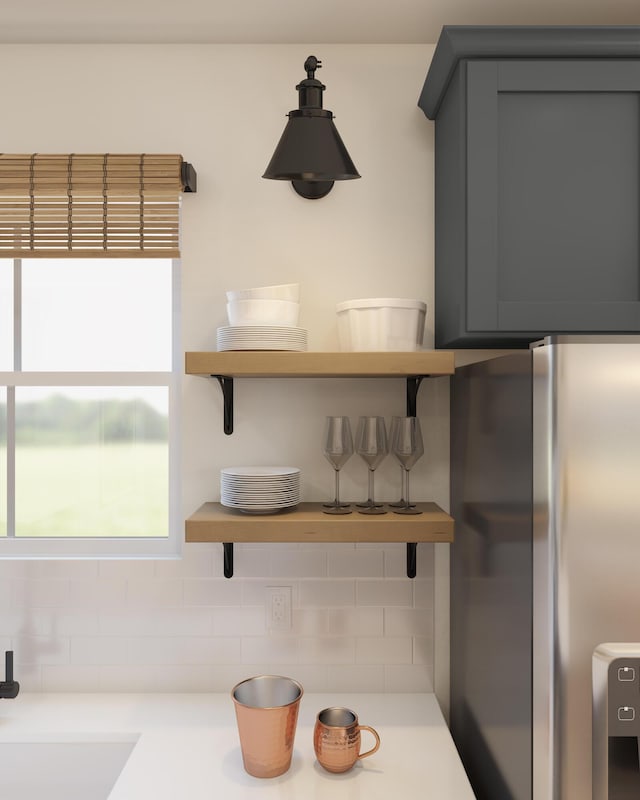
[266,586,292,632]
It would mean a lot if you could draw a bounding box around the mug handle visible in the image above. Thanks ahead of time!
[356,725,381,760]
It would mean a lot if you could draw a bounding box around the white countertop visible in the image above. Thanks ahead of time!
[0,692,476,799]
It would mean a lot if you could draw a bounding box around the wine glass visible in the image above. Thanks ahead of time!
[355,416,388,515]
[322,416,354,515]
[388,416,416,508]
[391,416,424,515]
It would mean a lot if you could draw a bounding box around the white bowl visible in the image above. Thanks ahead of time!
[227,298,300,327]
[226,283,300,303]
[336,297,426,351]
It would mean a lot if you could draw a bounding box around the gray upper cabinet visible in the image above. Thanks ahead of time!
[419,26,640,348]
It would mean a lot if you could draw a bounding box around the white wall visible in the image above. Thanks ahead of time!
[0,44,451,699]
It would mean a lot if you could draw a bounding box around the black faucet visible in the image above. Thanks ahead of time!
[0,651,19,699]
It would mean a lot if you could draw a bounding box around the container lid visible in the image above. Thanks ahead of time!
[336,297,427,312]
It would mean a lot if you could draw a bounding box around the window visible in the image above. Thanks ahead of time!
[0,257,180,557]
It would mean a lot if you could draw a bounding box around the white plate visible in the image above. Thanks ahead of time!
[218,325,307,335]
[222,467,300,477]
[222,487,300,496]
[217,326,308,352]
[221,488,300,497]
[221,500,299,511]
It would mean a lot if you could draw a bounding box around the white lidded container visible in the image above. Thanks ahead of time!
[336,297,426,351]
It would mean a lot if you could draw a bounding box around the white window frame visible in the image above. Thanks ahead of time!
[0,257,181,559]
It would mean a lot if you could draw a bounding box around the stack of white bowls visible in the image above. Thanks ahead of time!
[226,283,300,327]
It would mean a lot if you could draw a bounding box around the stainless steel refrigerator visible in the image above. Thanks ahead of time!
[450,336,640,800]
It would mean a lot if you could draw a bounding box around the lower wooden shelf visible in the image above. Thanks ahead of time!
[185,502,454,544]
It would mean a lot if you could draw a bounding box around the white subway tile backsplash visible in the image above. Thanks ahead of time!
[356,580,412,607]
[71,636,129,665]
[98,560,156,579]
[68,578,128,609]
[72,635,241,666]
[356,637,412,665]
[0,582,10,613]
[31,608,99,637]
[99,608,212,637]
[14,635,70,665]
[98,665,159,692]
[0,544,436,692]
[291,608,329,637]
[12,579,70,608]
[413,636,434,666]
[0,611,24,636]
[270,550,327,578]
[127,579,184,607]
[10,662,41,692]
[327,664,385,693]
[184,578,243,607]
[413,578,435,609]
[384,664,433,693]
[232,549,279,578]
[154,665,218,692]
[42,664,102,692]
[241,635,298,665]
[0,608,97,637]
[299,580,355,607]
[25,561,100,580]
[327,607,383,637]
[384,608,433,638]
[328,548,384,578]
[212,606,265,636]
[154,544,215,578]
[299,636,355,665]
[127,636,240,665]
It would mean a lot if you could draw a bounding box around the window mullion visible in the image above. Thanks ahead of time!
[6,388,15,538]
[6,259,20,537]
[13,258,21,371]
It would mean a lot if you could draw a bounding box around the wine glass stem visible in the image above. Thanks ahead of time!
[404,468,411,509]
[334,468,341,505]
[368,468,375,505]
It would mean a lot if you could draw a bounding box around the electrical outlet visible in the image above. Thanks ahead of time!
[266,586,292,632]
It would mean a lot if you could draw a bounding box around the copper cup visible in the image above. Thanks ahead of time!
[314,706,381,773]
[231,675,303,778]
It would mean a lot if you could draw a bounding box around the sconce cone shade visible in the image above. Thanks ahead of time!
[262,56,361,199]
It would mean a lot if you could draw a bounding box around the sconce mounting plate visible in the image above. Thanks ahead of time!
[292,179,334,199]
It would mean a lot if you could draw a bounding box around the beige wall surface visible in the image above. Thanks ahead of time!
[0,44,452,702]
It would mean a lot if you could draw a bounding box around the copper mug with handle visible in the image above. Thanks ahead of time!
[314,706,381,773]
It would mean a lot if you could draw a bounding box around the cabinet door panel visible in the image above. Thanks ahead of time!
[467,59,640,334]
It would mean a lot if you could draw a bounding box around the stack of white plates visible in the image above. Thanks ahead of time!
[221,466,301,513]
[217,325,308,352]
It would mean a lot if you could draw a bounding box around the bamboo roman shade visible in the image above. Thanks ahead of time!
[0,153,194,258]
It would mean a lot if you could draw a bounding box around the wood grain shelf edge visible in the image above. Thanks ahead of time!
[185,351,455,377]
[185,502,454,543]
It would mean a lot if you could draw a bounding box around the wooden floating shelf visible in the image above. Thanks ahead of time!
[185,351,455,378]
[185,502,454,544]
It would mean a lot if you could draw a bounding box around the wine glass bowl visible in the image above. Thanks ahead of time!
[355,416,388,515]
[322,416,354,515]
[391,416,424,515]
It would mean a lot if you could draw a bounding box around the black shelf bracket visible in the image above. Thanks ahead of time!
[406,543,417,579]
[406,376,425,417]
[223,543,234,578]
[214,376,234,435]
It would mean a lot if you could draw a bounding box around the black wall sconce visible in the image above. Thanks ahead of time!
[262,55,361,199]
